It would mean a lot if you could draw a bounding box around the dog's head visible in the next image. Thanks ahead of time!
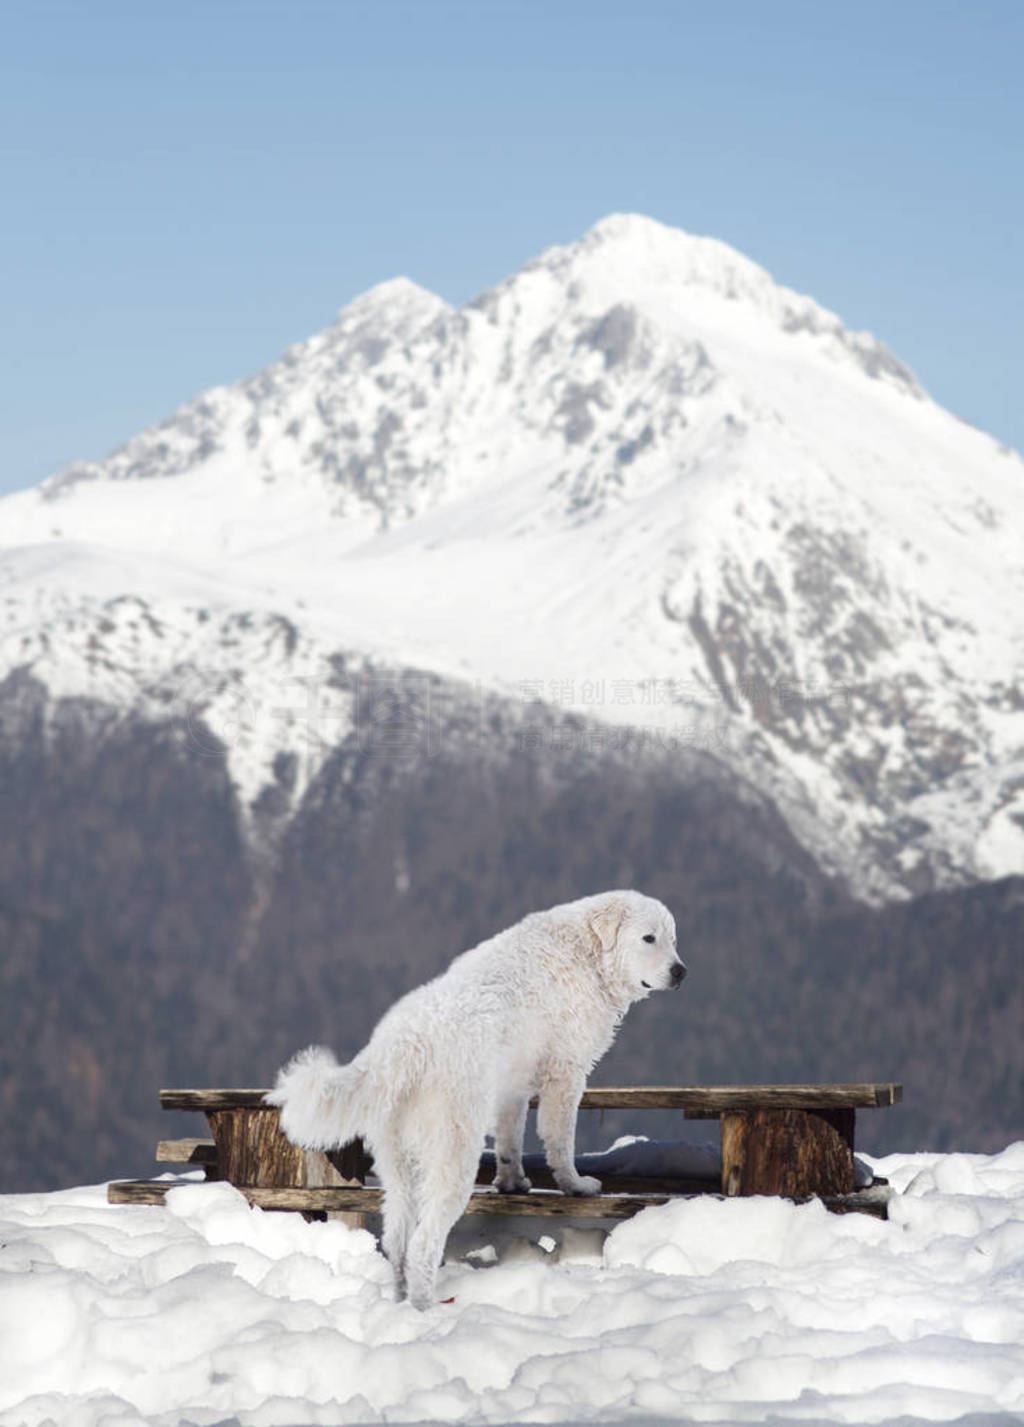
[586,890,685,1002]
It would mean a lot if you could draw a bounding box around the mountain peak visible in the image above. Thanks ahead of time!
[339,275,449,326]
[583,210,697,252]
[582,210,737,264]
[549,211,779,308]
[549,212,919,399]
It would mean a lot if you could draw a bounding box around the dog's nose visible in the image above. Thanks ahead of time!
[670,961,686,988]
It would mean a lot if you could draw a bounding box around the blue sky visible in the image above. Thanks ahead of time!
[2,0,1021,497]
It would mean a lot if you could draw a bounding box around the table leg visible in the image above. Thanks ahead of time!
[720,1107,855,1197]
[204,1108,371,1227]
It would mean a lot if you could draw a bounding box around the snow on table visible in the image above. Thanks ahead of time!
[1,1144,1023,1427]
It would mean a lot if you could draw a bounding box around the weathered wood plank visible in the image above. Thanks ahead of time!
[494,1168,715,1195]
[161,1089,276,1110]
[820,1185,891,1219]
[681,1084,901,1113]
[107,1179,891,1219]
[159,1083,903,1113]
[156,1139,218,1164]
[468,1190,666,1219]
[583,1084,901,1110]
[108,1180,668,1218]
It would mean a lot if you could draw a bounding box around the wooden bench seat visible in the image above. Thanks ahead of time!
[107,1178,893,1218]
[107,1082,902,1223]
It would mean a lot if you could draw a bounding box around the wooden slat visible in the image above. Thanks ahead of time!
[107,1179,891,1220]
[160,1089,275,1110]
[495,1169,714,1195]
[682,1084,902,1113]
[467,1189,662,1219]
[156,1139,217,1164]
[108,1180,668,1219]
[159,1083,903,1113]
[825,1185,891,1218]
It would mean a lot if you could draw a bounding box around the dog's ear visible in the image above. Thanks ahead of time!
[588,897,626,952]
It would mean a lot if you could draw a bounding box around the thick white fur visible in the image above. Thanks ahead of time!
[268,889,683,1309]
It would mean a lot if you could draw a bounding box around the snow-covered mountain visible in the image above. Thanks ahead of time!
[2,214,1022,899]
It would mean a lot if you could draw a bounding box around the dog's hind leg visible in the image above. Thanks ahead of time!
[373,1135,418,1301]
[402,1125,482,1310]
[492,1093,532,1193]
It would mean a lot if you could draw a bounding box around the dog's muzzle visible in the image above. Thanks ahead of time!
[670,962,687,989]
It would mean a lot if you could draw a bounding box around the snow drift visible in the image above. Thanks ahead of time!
[1,1143,1023,1426]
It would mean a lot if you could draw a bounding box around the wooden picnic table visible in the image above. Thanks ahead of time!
[108,1082,901,1222]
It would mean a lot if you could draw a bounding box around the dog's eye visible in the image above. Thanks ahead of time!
[642,934,656,944]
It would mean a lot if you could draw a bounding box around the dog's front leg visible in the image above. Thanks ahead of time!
[537,1063,601,1196]
[492,1094,532,1193]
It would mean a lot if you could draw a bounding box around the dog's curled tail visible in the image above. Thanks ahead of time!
[265,1045,370,1151]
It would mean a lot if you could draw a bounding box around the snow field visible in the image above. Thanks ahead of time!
[1,1143,1023,1427]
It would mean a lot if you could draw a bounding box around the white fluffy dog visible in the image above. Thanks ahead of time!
[268,889,684,1308]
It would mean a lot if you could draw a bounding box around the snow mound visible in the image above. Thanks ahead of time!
[1,1144,1023,1426]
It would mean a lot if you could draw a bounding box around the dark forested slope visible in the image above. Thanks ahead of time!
[2,669,1020,1191]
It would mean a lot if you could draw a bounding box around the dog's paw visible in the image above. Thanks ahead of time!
[557,1173,602,1197]
[493,1172,533,1194]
